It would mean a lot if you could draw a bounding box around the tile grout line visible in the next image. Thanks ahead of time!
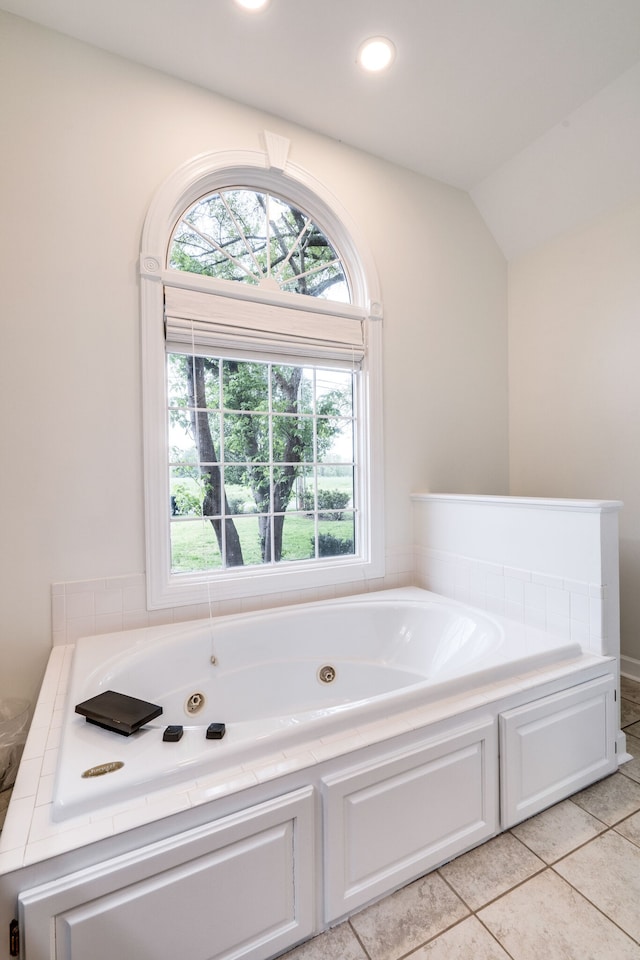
[342,834,638,960]
[547,837,640,948]
[429,799,640,957]
[394,861,536,960]
[472,912,520,960]
[386,872,473,960]
[347,918,373,960]
[507,804,611,864]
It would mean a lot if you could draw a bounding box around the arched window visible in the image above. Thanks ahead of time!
[140,138,384,608]
[170,187,350,301]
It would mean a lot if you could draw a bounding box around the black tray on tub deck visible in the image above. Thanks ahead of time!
[75,690,163,736]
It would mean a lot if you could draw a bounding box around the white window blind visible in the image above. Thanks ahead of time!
[164,285,365,364]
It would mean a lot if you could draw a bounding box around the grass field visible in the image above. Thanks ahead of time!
[170,512,355,571]
[170,474,355,571]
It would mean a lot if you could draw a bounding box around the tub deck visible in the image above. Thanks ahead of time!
[0,589,615,878]
[51,589,585,821]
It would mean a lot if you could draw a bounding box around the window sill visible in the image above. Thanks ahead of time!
[146,554,386,610]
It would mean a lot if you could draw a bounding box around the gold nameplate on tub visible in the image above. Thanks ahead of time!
[81,761,124,779]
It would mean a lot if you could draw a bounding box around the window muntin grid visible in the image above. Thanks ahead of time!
[169,188,351,303]
[168,353,357,573]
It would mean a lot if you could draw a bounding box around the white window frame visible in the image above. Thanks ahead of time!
[140,138,384,609]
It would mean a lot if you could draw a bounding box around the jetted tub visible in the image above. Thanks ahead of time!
[53,587,584,821]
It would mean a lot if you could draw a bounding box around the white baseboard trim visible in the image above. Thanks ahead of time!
[621,655,640,682]
[617,725,630,762]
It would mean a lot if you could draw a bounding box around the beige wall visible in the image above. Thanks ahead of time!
[0,12,508,703]
[508,198,640,661]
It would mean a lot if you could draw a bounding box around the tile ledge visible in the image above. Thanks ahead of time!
[411,493,623,513]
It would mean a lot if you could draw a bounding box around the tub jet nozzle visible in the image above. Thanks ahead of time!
[185,692,206,715]
[318,664,337,684]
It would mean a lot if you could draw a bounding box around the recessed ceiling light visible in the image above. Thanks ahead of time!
[357,36,396,73]
[234,0,270,10]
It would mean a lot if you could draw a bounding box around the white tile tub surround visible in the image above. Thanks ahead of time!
[51,547,415,647]
[50,496,621,657]
[412,494,623,660]
[414,546,608,653]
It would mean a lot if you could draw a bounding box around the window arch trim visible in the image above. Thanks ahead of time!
[140,146,383,319]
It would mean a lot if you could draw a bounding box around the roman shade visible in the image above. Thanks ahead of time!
[164,285,365,364]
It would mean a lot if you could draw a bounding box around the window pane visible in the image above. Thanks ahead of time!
[318,419,353,464]
[170,519,222,572]
[224,413,269,461]
[272,465,299,513]
[292,467,315,512]
[170,468,221,517]
[297,369,315,416]
[314,469,354,519]
[168,355,219,408]
[169,189,351,304]
[227,464,271,514]
[233,515,269,567]
[318,513,355,557]
[272,365,303,410]
[281,513,315,561]
[170,191,264,284]
[196,357,220,408]
[170,412,221,461]
[225,476,259,515]
[273,415,314,463]
[199,413,222,460]
[223,359,269,411]
[316,369,353,411]
[197,468,222,517]
[168,416,199,465]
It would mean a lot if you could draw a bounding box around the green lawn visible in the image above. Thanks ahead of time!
[170,470,355,572]
[170,513,355,572]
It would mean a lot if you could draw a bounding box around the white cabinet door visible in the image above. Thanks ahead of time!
[500,674,617,828]
[322,718,497,922]
[19,788,315,960]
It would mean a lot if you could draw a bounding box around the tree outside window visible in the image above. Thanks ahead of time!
[166,188,357,574]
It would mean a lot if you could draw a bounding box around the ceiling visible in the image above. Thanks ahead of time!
[3,0,640,258]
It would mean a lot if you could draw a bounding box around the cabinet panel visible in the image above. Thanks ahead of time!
[56,824,295,960]
[500,674,617,828]
[322,718,497,921]
[19,788,315,960]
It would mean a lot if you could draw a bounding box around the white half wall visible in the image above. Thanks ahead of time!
[412,494,622,660]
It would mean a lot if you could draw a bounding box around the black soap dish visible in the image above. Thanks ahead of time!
[75,690,163,736]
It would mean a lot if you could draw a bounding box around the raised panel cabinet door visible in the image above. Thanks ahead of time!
[500,673,617,829]
[19,787,315,960]
[322,718,498,922]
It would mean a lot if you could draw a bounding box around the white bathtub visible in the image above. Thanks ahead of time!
[53,587,584,821]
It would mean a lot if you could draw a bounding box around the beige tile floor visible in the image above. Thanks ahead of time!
[280,676,640,960]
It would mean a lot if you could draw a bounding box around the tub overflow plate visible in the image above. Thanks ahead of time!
[318,664,337,684]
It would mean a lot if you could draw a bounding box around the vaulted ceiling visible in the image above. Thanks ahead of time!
[3,0,640,258]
